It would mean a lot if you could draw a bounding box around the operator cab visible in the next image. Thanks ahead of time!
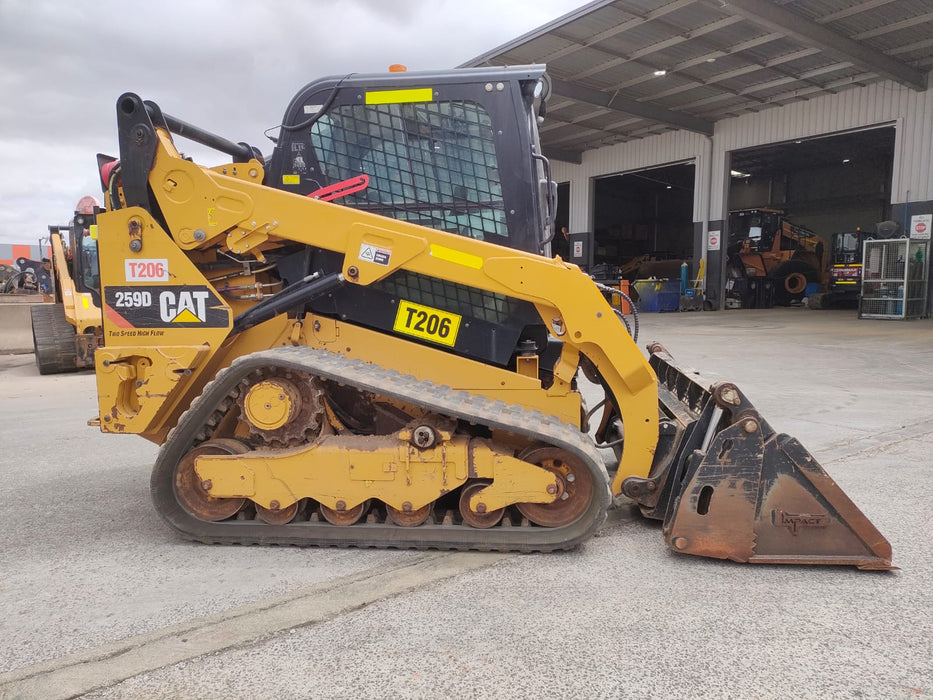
[262,66,559,370]
[265,65,555,255]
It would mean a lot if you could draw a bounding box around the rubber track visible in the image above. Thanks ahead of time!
[151,346,611,552]
[31,304,78,375]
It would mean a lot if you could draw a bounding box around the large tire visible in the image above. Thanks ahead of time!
[30,304,78,375]
[771,260,818,306]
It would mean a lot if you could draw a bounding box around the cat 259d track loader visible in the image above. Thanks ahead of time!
[90,66,891,568]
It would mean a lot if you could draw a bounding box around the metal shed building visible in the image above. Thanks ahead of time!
[463,0,933,310]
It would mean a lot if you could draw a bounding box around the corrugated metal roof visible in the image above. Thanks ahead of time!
[461,0,933,161]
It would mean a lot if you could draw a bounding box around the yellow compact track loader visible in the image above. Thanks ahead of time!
[30,199,103,374]
[89,66,891,568]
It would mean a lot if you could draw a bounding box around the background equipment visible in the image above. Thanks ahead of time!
[727,208,826,307]
[28,197,103,374]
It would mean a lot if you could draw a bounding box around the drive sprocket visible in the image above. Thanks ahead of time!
[235,367,325,447]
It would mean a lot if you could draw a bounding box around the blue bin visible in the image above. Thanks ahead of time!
[634,280,681,312]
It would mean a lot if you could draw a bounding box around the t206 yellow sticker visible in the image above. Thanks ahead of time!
[393,300,461,347]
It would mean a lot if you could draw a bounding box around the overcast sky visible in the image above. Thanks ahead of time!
[0,0,582,245]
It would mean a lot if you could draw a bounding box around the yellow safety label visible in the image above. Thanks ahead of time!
[429,244,483,270]
[282,174,301,185]
[393,300,461,347]
[365,88,433,105]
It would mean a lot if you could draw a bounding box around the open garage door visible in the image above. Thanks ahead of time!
[592,162,696,287]
[726,126,895,309]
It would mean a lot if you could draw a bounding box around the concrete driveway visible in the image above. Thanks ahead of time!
[1,308,930,699]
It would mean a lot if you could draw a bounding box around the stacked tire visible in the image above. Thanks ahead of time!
[30,304,78,375]
[771,260,818,306]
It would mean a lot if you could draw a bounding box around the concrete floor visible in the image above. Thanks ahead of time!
[0,307,931,699]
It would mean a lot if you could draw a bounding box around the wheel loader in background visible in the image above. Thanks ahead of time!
[727,208,826,307]
[29,198,103,374]
[88,65,892,568]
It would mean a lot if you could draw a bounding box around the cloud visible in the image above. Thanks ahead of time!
[0,0,581,244]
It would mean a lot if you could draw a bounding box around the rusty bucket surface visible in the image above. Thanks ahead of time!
[622,345,893,571]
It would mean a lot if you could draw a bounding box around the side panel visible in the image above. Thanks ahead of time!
[94,208,233,437]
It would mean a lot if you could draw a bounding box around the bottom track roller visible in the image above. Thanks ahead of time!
[386,503,434,527]
[256,500,302,525]
[458,481,504,529]
[320,501,369,526]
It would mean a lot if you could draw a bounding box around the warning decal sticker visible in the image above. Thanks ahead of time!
[359,243,391,266]
[104,285,229,328]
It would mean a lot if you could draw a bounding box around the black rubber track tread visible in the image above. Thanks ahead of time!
[30,303,78,375]
[151,346,611,552]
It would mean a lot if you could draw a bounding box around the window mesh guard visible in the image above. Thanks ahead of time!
[309,101,507,243]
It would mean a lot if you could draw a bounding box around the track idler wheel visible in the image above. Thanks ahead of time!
[174,439,249,521]
[515,447,594,527]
